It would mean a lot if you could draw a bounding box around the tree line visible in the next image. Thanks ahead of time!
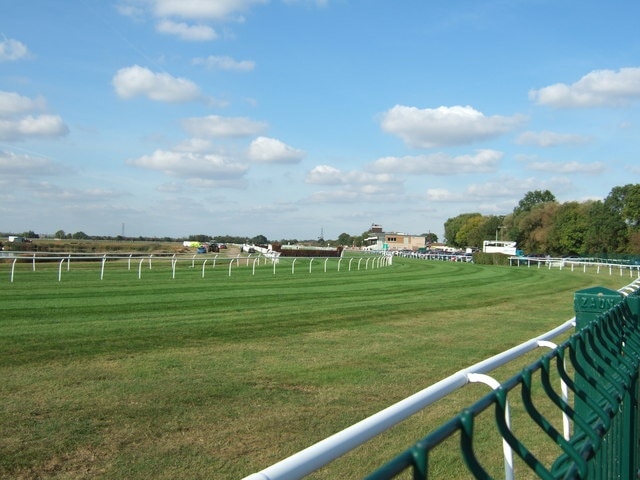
[444,184,640,257]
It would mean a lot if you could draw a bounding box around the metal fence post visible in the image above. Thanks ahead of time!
[572,287,625,479]
[623,292,640,480]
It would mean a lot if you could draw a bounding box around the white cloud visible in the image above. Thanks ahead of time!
[0,150,69,176]
[0,37,30,61]
[182,115,267,138]
[112,65,201,102]
[368,149,503,174]
[516,130,592,147]
[305,164,398,185]
[306,184,401,204]
[380,105,526,148]
[0,91,46,117]
[128,149,248,180]
[526,160,606,174]
[155,19,217,41]
[529,67,640,107]
[0,115,69,141]
[192,55,255,72]
[248,136,305,164]
[151,0,268,21]
[425,188,464,202]
[0,91,68,141]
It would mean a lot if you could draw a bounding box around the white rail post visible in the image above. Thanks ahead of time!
[202,259,207,278]
[59,258,65,281]
[101,254,106,280]
[309,258,314,273]
[291,258,297,275]
[32,253,36,271]
[467,373,514,480]
[138,258,144,279]
[324,258,328,273]
[537,340,570,440]
[11,258,17,283]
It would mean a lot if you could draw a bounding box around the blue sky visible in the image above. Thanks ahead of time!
[1,0,640,241]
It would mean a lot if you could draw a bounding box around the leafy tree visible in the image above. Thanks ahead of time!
[547,202,588,256]
[513,190,557,216]
[337,232,353,246]
[54,230,66,239]
[582,200,628,254]
[251,234,268,244]
[607,184,640,230]
[444,213,481,247]
[188,234,211,242]
[422,232,438,244]
[455,215,485,248]
[72,231,89,239]
[512,202,559,254]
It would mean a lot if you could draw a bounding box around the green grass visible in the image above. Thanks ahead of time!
[0,255,632,479]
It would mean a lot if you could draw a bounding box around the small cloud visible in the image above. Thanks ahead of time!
[192,55,255,72]
[156,19,217,41]
[0,150,70,176]
[424,188,463,202]
[516,130,592,147]
[526,160,606,174]
[112,65,201,103]
[248,136,304,164]
[368,149,503,174]
[182,115,267,138]
[380,104,526,148]
[0,91,47,117]
[305,164,398,186]
[151,0,268,21]
[0,36,30,61]
[0,114,69,141]
[127,149,248,180]
[529,67,640,107]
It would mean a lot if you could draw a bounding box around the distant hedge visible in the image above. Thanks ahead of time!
[473,252,511,265]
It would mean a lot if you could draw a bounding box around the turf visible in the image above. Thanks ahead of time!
[0,254,631,479]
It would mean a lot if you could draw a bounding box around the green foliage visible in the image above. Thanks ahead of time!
[472,252,511,265]
[456,186,640,256]
[512,189,556,216]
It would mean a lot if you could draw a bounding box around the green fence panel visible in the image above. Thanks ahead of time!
[365,287,640,480]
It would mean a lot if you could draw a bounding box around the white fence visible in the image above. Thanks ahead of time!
[2,251,392,283]
[510,255,640,278]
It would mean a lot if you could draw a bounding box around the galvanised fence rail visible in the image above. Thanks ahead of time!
[244,278,640,480]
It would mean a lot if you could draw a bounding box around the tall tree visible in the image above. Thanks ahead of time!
[444,213,482,247]
[547,202,588,256]
[582,200,628,254]
[513,190,557,216]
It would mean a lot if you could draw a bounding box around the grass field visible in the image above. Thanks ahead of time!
[0,253,632,479]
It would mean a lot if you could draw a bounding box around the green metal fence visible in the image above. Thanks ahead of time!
[366,286,640,480]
